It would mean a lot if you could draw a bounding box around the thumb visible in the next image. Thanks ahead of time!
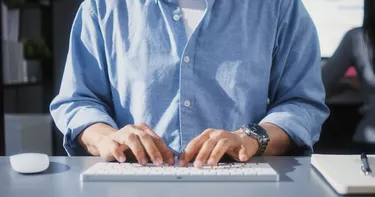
[238,147,249,162]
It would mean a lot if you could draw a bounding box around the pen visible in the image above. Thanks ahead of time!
[361,153,372,176]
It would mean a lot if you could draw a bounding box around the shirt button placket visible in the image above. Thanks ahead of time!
[173,14,181,21]
[181,53,193,148]
[183,56,191,63]
[184,100,191,107]
[181,60,192,144]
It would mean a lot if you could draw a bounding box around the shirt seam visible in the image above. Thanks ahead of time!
[273,0,292,56]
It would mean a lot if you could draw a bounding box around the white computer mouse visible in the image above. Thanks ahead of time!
[10,153,49,174]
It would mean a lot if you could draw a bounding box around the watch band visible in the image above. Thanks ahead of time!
[241,123,270,156]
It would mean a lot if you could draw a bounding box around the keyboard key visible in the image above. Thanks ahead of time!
[203,171,217,175]
[244,163,258,167]
[136,171,149,175]
[149,171,163,175]
[151,167,165,171]
[230,171,244,175]
[162,171,176,176]
[217,171,230,175]
[121,172,135,176]
[176,171,190,176]
[258,169,277,175]
[257,163,273,168]
[96,171,110,175]
[243,171,257,176]
[190,171,203,175]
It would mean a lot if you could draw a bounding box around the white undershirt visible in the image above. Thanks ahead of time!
[178,0,207,39]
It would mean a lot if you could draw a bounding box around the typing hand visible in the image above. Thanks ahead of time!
[179,129,259,168]
[97,123,175,166]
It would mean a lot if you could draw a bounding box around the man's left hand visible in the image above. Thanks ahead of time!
[179,128,260,168]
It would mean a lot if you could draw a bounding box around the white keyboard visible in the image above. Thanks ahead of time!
[80,162,279,182]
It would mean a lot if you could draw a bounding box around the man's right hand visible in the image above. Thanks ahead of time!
[78,123,175,166]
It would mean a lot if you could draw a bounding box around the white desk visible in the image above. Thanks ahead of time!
[0,156,363,197]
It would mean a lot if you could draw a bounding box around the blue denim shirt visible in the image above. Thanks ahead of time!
[50,0,329,156]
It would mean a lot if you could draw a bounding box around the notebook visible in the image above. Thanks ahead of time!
[311,154,375,195]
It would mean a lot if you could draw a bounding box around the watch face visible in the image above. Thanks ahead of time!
[250,124,258,132]
[249,123,269,142]
[250,130,261,140]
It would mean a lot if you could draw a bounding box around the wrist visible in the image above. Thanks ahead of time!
[247,134,260,153]
[240,123,270,156]
[78,123,117,155]
[258,123,293,155]
[234,130,259,157]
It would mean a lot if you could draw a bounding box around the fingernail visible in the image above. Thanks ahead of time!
[179,160,185,167]
[155,158,163,166]
[168,158,175,165]
[194,160,204,168]
[119,156,125,163]
[240,155,248,162]
[141,158,148,166]
[207,158,216,166]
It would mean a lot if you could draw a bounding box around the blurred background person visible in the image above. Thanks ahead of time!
[321,0,375,153]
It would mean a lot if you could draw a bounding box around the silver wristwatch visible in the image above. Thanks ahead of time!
[241,123,270,156]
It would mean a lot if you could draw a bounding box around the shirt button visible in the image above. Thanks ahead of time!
[183,56,191,63]
[184,100,191,107]
[173,14,181,21]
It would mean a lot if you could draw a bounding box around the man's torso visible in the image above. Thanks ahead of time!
[88,0,285,152]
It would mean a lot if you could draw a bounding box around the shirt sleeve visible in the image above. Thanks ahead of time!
[50,2,118,156]
[259,0,329,154]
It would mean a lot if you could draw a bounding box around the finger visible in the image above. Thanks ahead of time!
[180,132,210,167]
[112,127,148,165]
[135,123,161,139]
[207,138,231,166]
[238,147,249,162]
[109,142,127,163]
[125,134,148,165]
[194,138,218,168]
[157,139,175,165]
[152,138,175,165]
[135,123,175,165]
[133,129,163,166]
